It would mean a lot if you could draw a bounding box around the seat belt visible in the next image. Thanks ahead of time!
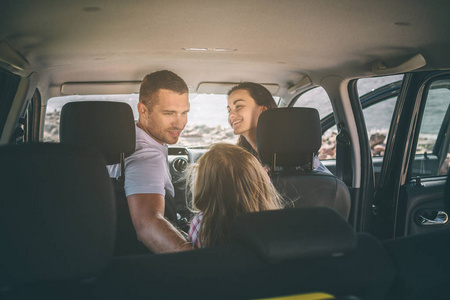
[336,123,352,186]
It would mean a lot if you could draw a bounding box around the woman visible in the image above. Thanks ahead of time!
[227,82,330,173]
[187,143,283,248]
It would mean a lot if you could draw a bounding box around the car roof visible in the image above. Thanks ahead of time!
[2,0,450,101]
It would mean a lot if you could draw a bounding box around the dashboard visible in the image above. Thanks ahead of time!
[168,147,208,219]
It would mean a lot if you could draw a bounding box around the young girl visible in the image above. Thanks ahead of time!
[227,82,330,173]
[188,143,283,248]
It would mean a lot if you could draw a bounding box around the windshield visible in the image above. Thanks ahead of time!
[44,93,241,148]
[178,94,236,147]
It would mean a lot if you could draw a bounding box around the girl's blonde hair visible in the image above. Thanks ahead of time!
[187,143,283,247]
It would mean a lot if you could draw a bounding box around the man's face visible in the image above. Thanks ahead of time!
[139,89,189,145]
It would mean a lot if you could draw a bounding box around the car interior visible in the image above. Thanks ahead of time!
[1,0,450,299]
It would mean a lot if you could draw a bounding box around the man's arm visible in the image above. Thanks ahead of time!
[127,193,193,253]
[314,156,332,175]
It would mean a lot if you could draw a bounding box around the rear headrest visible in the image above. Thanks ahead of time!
[60,101,135,165]
[0,143,116,284]
[232,207,356,263]
[257,107,322,167]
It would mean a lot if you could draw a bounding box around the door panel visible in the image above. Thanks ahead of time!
[405,177,448,235]
[374,72,450,239]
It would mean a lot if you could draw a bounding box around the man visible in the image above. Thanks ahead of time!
[110,70,193,253]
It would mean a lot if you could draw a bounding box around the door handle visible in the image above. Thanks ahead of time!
[418,211,449,226]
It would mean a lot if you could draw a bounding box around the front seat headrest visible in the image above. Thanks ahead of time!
[0,143,116,284]
[60,101,135,165]
[257,107,322,168]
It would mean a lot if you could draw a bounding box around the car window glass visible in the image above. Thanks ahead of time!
[357,75,404,159]
[44,93,279,147]
[293,87,337,160]
[295,76,403,162]
[412,79,450,177]
[362,96,397,156]
[293,87,333,118]
[44,95,139,142]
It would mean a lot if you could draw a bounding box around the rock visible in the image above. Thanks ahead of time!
[370,133,386,148]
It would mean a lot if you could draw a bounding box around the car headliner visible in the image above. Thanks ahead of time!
[1,0,450,101]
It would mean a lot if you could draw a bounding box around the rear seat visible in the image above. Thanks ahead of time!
[91,207,396,300]
[0,143,397,300]
[0,143,116,298]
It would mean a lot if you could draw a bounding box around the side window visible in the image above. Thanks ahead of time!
[292,76,403,166]
[293,87,333,118]
[293,87,337,160]
[412,79,450,177]
[357,75,403,160]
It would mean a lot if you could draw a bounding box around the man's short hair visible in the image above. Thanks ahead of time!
[139,70,188,111]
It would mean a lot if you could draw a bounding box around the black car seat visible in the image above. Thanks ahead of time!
[59,101,149,255]
[0,145,396,299]
[256,107,351,219]
[0,143,116,298]
[90,207,396,300]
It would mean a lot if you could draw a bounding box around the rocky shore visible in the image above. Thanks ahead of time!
[44,110,341,156]
[44,110,438,165]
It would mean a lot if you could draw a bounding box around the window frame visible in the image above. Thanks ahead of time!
[410,76,450,178]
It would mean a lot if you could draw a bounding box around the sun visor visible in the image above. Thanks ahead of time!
[61,81,141,95]
[0,42,29,71]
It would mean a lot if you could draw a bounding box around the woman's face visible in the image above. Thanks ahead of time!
[227,89,267,137]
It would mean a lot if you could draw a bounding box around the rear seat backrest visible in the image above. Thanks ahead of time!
[87,207,396,299]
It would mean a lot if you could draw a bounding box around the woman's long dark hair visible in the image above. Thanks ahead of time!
[228,82,278,155]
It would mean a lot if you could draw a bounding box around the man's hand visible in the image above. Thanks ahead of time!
[127,193,193,253]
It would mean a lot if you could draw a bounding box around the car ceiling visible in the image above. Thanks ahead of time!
[1,0,450,101]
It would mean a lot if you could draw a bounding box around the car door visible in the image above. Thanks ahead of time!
[373,71,450,240]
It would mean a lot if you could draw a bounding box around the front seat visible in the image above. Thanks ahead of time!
[256,107,351,219]
[59,101,148,255]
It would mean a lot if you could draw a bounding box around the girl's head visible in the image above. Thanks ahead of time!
[227,82,278,153]
[188,143,283,247]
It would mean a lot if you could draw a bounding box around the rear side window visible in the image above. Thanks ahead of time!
[293,87,336,160]
[292,87,333,118]
[0,68,20,138]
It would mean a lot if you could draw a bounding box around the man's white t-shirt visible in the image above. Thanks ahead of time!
[108,124,174,198]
